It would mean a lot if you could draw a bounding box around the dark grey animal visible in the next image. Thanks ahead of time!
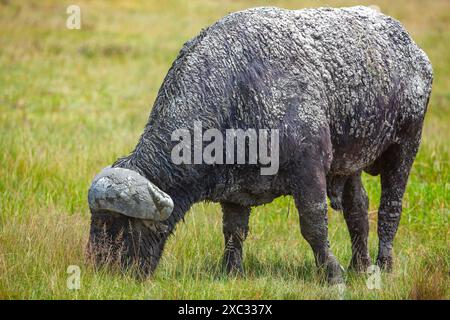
[87,6,432,284]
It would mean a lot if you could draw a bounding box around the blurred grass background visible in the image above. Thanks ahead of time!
[0,0,448,299]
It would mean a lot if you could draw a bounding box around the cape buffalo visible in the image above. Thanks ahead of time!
[87,6,432,284]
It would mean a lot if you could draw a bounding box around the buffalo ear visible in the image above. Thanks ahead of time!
[88,167,173,221]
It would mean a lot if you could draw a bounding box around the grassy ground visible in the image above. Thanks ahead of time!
[0,0,448,299]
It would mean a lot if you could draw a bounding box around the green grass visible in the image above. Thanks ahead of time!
[0,0,448,299]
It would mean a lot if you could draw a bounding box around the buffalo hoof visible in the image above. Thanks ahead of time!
[376,255,393,272]
[325,256,345,285]
[223,254,244,276]
[348,255,372,273]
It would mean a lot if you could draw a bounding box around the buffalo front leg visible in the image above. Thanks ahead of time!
[221,202,250,275]
[294,163,344,284]
[342,172,371,272]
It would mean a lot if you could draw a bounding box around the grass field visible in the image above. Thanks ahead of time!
[0,0,448,299]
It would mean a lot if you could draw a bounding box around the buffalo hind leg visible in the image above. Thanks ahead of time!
[294,162,344,284]
[342,172,371,272]
[377,133,421,271]
[221,202,250,275]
